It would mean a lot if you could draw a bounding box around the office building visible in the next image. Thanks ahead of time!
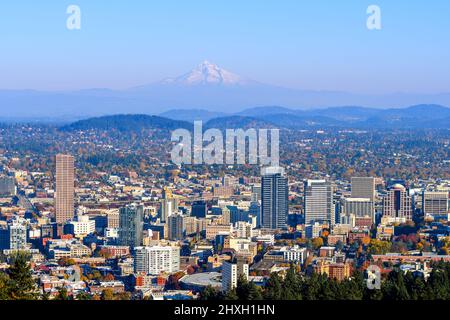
[106,210,120,229]
[222,258,249,292]
[118,204,144,248]
[168,213,184,241]
[351,177,376,202]
[66,215,95,237]
[55,154,75,223]
[0,217,27,250]
[251,184,261,202]
[160,198,178,223]
[191,200,207,218]
[305,222,323,239]
[0,176,16,197]
[134,245,180,275]
[248,201,261,227]
[422,191,449,217]
[261,167,288,229]
[383,184,413,221]
[304,180,334,225]
[341,197,374,220]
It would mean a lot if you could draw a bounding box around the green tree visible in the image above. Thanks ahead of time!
[264,273,283,300]
[7,252,38,300]
[235,274,262,300]
[281,265,302,300]
[55,287,71,300]
[0,272,10,300]
[76,292,92,300]
[200,286,224,300]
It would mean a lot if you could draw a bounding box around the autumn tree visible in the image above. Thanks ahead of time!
[312,237,324,250]
[101,288,115,300]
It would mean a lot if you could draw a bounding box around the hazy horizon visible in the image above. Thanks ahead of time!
[1,1,450,94]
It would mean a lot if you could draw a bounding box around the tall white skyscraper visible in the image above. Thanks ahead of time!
[304,180,334,225]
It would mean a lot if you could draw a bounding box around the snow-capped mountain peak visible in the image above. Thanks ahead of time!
[161,61,253,86]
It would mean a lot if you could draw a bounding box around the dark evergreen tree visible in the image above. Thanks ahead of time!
[7,252,37,300]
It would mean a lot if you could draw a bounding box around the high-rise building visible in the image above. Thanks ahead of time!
[55,154,75,223]
[383,184,412,221]
[341,198,374,220]
[251,184,261,202]
[222,258,249,292]
[106,209,120,228]
[261,167,288,229]
[159,187,178,223]
[168,213,184,241]
[191,200,207,218]
[0,176,16,197]
[351,177,376,202]
[159,198,178,223]
[248,201,261,227]
[0,217,27,250]
[118,204,144,248]
[304,180,334,225]
[422,191,449,217]
[134,245,180,275]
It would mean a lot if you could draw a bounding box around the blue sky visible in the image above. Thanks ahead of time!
[0,0,449,93]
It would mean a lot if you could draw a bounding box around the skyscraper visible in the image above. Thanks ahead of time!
[261,167,288,229]
[0,176,16,197]
[191,200,207,218]
[160,198,178,223]
[168,213,184,241]
[304,180,334,225]
[118,204,144,248]
[422,191,449,217]
[0,217,27,250]
[159,187,178,223]
[351,177,376,202]
[341,198,374,219]
[383,184,412,221]
[55,154,75,223]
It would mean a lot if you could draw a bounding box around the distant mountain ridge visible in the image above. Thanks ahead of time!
[160,104,450,129]
[61,114,192,132]
[59,104,450,132]
[159,109,227,123]
[3,61,450,117]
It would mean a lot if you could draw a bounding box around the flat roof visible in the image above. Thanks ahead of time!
[180,272,222,288]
